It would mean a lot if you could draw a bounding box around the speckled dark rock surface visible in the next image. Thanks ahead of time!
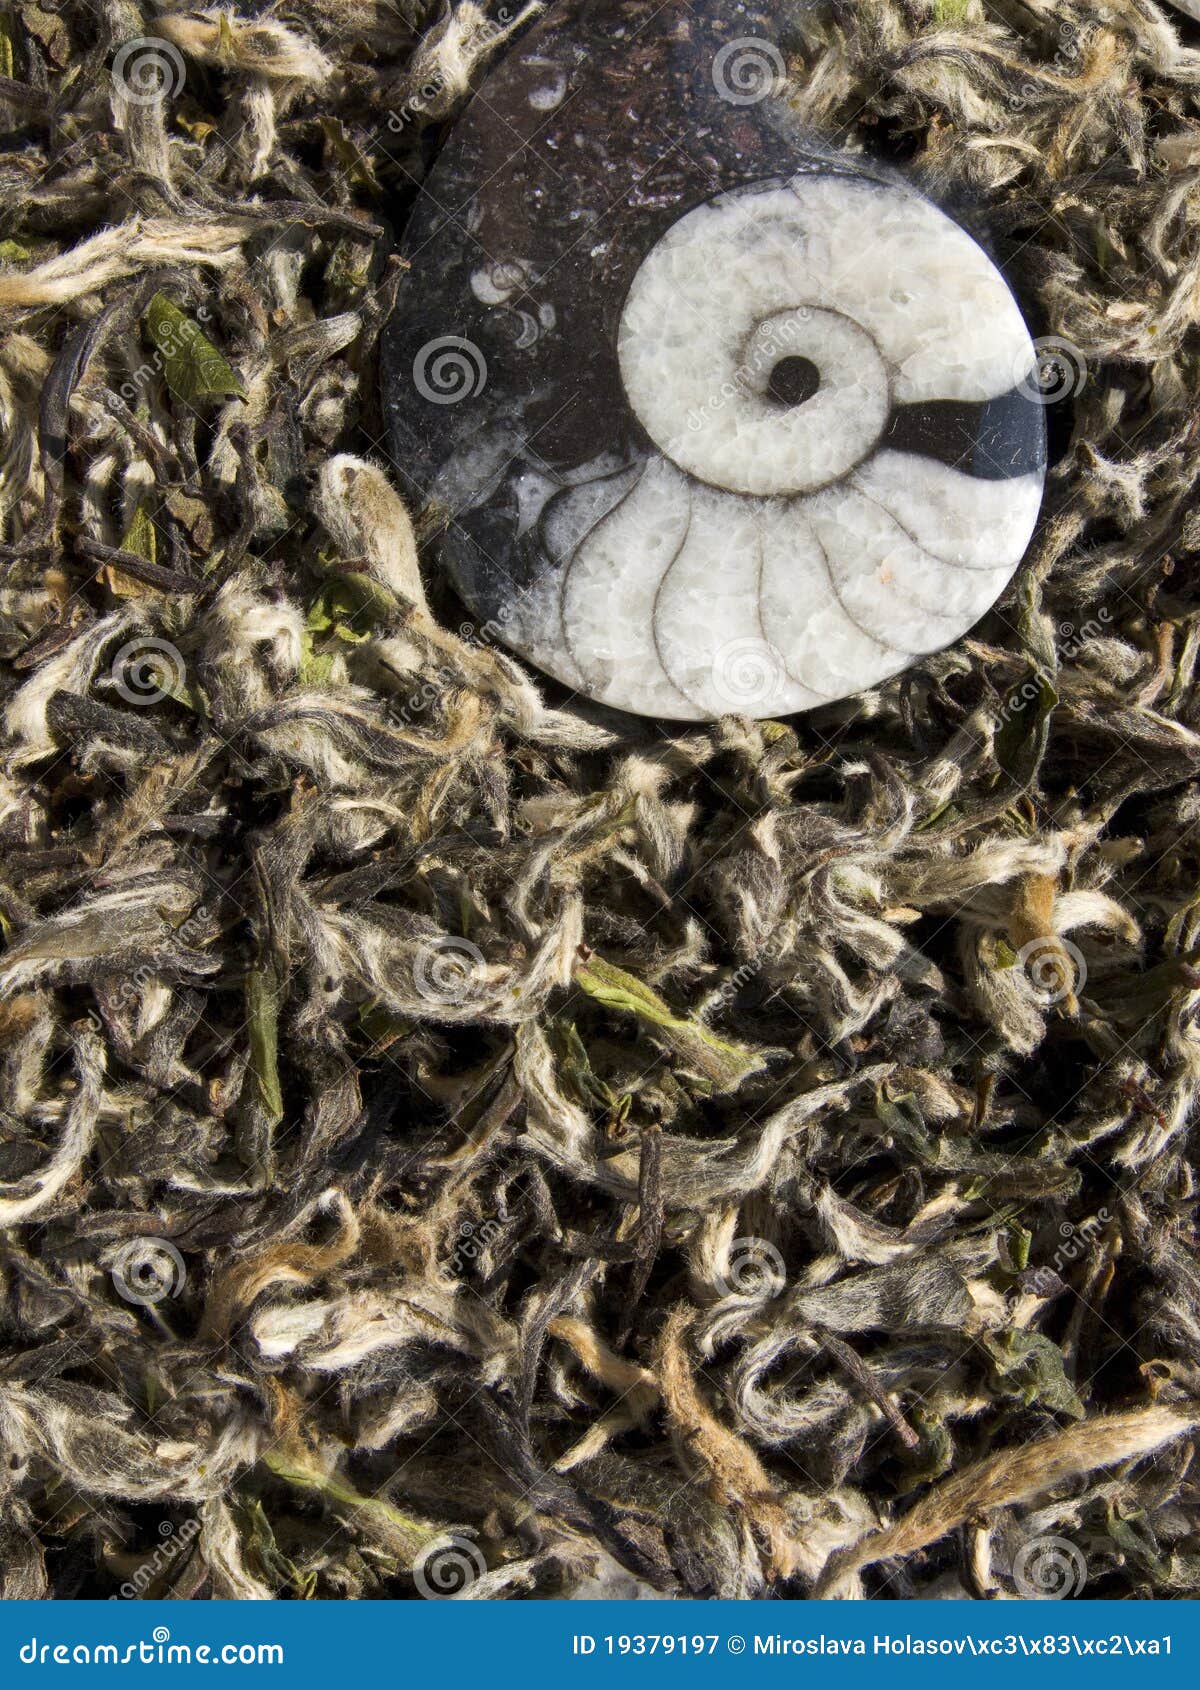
[385,3,821,600]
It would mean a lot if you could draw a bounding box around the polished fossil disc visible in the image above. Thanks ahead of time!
[383,0,1047,721]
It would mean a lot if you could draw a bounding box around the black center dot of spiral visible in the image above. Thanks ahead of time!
[766,355,821,408]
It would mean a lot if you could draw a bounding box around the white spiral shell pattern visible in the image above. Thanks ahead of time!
[507,175,1045,721]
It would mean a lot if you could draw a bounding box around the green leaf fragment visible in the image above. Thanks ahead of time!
[108,502,161,597]
[306,586,369,643]
[306,573,400,643]
[261,1451,441,1563]
[1005,1222,1032,1272]
[144,293,245,405]
[119,502,157,563]
[548,1017,632,1124]
[995,670,1058,786]
[231,1496,315,1599]
[357,1001,415,1052]
[318,117,380,195]
[900,1409,955,1491]
[246,964,284,1125]
[297,631,341,685]
[983,1330,1084,1418]
[576,954,766,1092]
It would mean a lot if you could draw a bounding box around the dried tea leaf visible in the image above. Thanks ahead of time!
[995,670,1057,786]
[261,1451,436,1562]
[318,117,380,195]
[548,1017,630,1124]
[983,1331,1085,1418]
[325,237,372,293]
[108,502,159,598]
[576,954,766,1092]
[174,98,218,141]
[145,293,246,405]
[21,4,69,66]
[356,1002,415,1052]
[246,965,284,1125]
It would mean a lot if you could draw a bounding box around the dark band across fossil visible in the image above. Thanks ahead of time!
[883,386,1049,481]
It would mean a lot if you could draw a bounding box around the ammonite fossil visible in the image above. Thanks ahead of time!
[383,0,1048,721]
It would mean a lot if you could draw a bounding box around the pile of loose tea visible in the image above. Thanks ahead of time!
[0,0,1198,1600]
